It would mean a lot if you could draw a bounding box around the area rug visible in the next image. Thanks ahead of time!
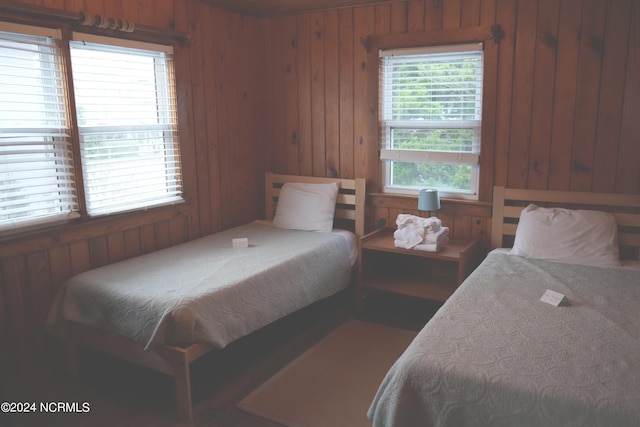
[238,319,417,427]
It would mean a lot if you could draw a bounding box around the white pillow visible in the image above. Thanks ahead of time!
[272,181,339,232]
[510,204,621,267]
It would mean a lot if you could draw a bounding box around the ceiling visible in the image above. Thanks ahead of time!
[201,0,403,16]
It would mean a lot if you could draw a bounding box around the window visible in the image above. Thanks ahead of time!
[0,23,183,233]
[70,34,182,216]
[380,43,484,199]
[0,23,78,232]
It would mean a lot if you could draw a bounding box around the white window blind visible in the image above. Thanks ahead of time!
[0,23,79,232]
[380,43,483,198]
[70,34,182,216]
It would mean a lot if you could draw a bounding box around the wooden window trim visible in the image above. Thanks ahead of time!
[365,24,503,201]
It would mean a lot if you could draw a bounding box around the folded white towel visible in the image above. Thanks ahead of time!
[396,214,442,233]
[394,236,448,252]
[414,237,448,252]
[424,226,449,244]
[393,225,424,248]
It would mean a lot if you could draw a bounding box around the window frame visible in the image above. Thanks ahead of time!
[367,26,501,202]
[0,20,184,235]
[379,43,484,200]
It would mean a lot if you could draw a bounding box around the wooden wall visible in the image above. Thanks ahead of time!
[1,0,639,392]
[0,0,265,388]
[262,0,640,238]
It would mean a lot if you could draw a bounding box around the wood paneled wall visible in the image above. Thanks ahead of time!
[262,0,640,235]
[0,0,264,386]
[1,0,639,391]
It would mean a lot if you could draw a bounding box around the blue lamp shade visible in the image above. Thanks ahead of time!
[418,188,440,211]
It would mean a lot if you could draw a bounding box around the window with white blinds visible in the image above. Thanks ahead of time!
[70,34,182,216]
[0,23,79,232]
[380,43,484,198]
[0,22,183,234]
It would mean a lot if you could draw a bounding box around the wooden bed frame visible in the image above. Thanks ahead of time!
[491,186,640,259]
[61,173,366,421]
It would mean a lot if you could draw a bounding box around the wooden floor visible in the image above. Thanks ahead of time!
[3,292,441,427]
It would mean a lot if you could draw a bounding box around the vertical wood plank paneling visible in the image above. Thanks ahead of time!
[136,0,153,27]
[63,0,84,12]
[617,0,640,194]
[69,240,90,275]
[190,1,213,236]
[103,1,123,22]
[569,0,607,191]
[460,0,480,27]
[548,0,582,191]
[154,220,171,250]
[324,10,340,176]
[168,216,184,246]
[88,236,109,268]
[507,0,537,188]
[3,0,640,392]
[107,232,126,264]
[592,0,632,193]
[492,0,517,188]
[121,0,139,23]
[298,13,313,176]
[453,214,473,241]
[139,223,157,254]
[285,17,300,174]
[477,0,497,200]
[375,3,391,34]
[424,0,443,31]
[389,2,408,33]
[338,8,354,178]
[124,227,142,259]
[442,0,461,29]
[173,1,198,242]
[310,12,327,176]
[48,245,72,290]
[25,250,51,351]
[43,0,63,9]
[270,17,289,173]
[2,257,29,372]
[213,7,235,230]
[528,0,560,190]
[407,0,425,32]
[353,7,374,182]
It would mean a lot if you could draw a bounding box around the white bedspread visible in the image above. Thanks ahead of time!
[369,251,640,427]
[47,222,353,350]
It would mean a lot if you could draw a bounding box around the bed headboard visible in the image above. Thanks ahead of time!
[264,173,366,237]
[491,186,640,259]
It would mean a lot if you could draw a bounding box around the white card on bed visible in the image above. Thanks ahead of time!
[540,289,568,307]
[232,238,249,248]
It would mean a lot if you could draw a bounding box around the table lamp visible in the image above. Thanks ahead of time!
[418,188,440,213]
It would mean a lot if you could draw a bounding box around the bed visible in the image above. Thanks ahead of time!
[368,186,640,427]
[47,172,366,421]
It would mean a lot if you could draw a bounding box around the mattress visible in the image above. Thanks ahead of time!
[47,221,355,350]
[368,251,640,427]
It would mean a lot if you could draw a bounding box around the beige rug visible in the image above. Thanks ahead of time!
[238,319,417,427]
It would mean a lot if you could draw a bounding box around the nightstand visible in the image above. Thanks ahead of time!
[355,227,484,310]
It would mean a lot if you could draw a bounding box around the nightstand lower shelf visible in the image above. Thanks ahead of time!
[363,275,457,302]
[356,227,484,310]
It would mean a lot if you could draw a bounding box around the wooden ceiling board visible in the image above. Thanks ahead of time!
[200,0,403,16]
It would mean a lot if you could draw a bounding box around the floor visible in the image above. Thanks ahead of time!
[2,292,441,427]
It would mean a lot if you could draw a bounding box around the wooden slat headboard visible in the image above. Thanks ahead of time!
[491,186,640,260]
[264,173,366,237]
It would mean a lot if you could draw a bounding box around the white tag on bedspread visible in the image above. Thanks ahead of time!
[232,238,249,248]
[540,289,568,307]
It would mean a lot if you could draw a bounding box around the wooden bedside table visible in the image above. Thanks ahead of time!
[355,227,485,310]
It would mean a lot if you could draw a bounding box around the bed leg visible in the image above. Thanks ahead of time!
[174,357,193,421]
